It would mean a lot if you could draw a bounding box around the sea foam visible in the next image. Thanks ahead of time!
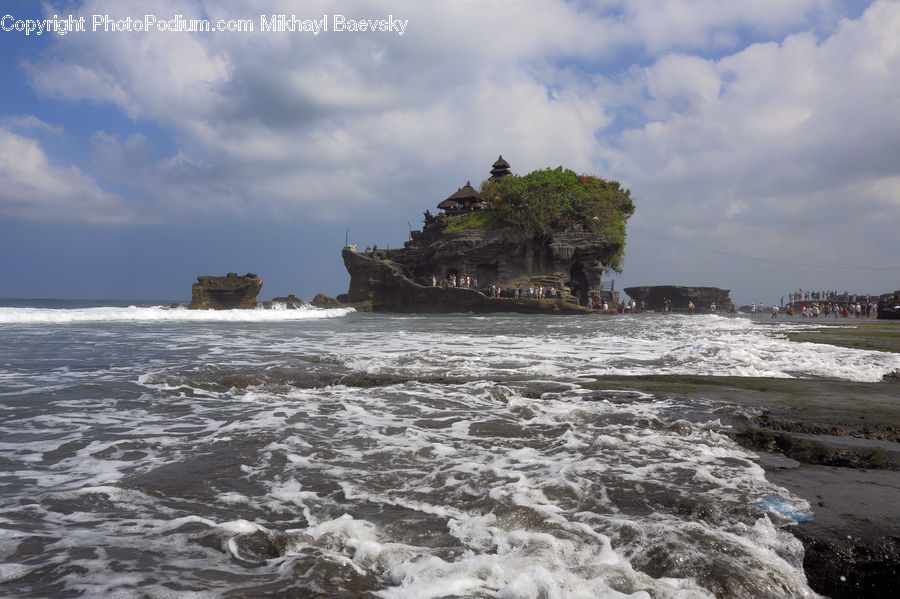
[0,304,354,324]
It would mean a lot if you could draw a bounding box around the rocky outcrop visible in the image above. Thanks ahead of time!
[341,220,620,313]
[342,247,597,314]
[189,273,262,309]
[624,285,731,312]
[877,291,900,320]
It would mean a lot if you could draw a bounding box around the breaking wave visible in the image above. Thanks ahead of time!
[0,304,354,324]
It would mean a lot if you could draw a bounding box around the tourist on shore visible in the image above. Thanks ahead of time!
[772,305,779,318]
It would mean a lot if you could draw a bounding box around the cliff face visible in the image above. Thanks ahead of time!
[624,285,731,312]
[190,273,262,309]
[341,222,616,313]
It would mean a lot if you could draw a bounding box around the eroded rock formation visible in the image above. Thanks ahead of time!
[341,220,617,313]
[189,273,262,309]
[624,285,731,312]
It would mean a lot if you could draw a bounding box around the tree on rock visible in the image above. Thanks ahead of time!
[480,166,635,272]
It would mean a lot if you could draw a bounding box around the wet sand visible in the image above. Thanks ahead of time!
[586,320,900,598]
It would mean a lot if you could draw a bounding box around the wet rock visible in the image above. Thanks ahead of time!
[733,429,900,470]
[271,294,303,308]
[189,272,262,310]
[877,291,900,319]
[310,293,341,308]
[797,528,900,599]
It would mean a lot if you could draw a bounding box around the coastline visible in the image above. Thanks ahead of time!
[586,320,900,598]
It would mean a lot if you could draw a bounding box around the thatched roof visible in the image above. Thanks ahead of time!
[446,181,480,203]
[492,155,510,169]
[437,198,460,210]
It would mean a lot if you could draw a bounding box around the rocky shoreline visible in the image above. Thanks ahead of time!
[585,321,900,598]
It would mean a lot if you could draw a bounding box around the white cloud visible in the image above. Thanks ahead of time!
[0,127,136,224]
[0,115,63,135]
[8,0,898,299]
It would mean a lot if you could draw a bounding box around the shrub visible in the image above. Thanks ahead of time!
[479,167,634,271]
[444,209,504,232]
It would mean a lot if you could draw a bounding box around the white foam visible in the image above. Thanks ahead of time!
[0,563,31,583]
[0,304,354,324]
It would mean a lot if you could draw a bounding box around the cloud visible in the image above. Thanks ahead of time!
[0,127,137,224]
[21,0,631,221]
[606,0,900,261]
[8,0,898,300]
[0,115,63,135]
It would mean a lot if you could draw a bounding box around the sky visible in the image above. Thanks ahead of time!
[1,0,898,305]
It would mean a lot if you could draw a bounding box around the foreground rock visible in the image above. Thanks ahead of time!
[189,273,262,309]
[623,285,731,312]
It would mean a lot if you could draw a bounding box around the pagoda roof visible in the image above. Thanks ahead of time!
[492,155,510,169]
[437,198,460,210]
[445,181,480,202]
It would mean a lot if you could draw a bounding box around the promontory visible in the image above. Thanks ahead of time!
[339,157,635,314]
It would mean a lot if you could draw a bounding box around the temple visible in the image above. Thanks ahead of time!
[340,154,624,312]
[489,155,511,181]
[437,181,482,216]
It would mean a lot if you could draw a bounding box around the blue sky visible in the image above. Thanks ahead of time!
[1,0,898,304]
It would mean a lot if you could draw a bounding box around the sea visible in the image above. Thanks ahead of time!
[2,300,899,599]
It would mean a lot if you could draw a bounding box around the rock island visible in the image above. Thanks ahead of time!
[340,156,635,313]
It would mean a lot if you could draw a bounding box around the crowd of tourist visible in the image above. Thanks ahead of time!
[786,301,878,318]
[749,297,879,318]
[428,276,879,317]
[787,289,870,303]
[433,274,479,289]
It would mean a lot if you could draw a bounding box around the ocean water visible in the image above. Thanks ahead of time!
[2,302,898,598]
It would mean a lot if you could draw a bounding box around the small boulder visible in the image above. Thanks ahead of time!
[311,293,342,309]
[271,294,303,309]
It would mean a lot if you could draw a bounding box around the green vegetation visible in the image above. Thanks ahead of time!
[444,209,505,232]
[447,166,635,272]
